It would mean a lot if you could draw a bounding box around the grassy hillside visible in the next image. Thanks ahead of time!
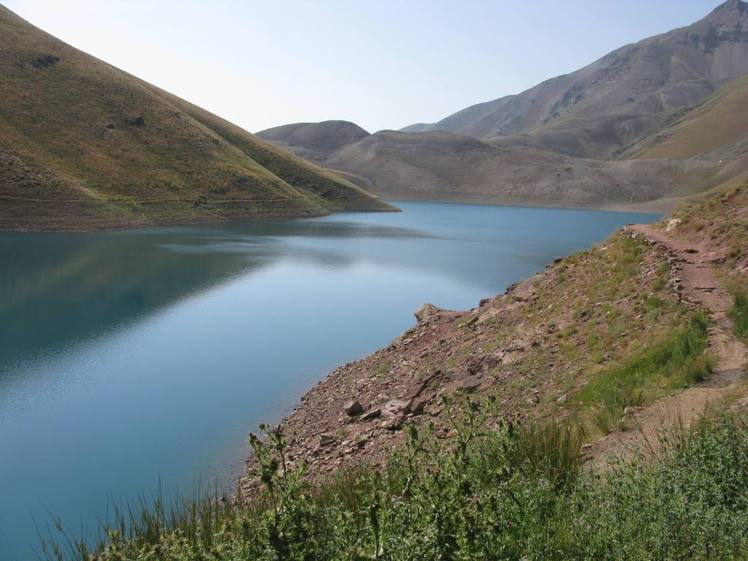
[628,74,748,160]
[0,6,392,231]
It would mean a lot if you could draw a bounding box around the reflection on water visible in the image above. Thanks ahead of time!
[0,202,659,559]
[0,219,435,373]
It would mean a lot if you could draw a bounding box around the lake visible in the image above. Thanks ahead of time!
[0,202,657,559]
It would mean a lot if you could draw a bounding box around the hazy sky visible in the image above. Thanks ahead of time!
[5,0,725,133]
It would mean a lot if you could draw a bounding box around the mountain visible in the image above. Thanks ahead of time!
[257,121,370,165]
[344,65,748,208]
[325,130,712,209]
[623,73,748,161]
[0,6,392,231]
[257,2,748,210]
[403,0,748,159]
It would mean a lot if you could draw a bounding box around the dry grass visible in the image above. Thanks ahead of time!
[0,6,392,230]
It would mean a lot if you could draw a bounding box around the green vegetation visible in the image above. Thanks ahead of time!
[731,287,748,342]
[576,313,712,434]
[44,406,748,561]
[674,184,748,266]
[632,74,748,160]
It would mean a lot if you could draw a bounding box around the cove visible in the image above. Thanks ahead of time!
[0,202,658,559]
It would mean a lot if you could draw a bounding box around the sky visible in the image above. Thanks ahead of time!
[4,0,726,133]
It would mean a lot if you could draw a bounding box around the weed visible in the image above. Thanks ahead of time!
[577,312,712,434]
[730,287,748,341]
[45,408,748,561]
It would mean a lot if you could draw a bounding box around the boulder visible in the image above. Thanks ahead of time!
[383,399,411,417]
[380,416,405,431]
[414,303,441,323]
[459,377,482,393]
[361,408,382,421]
[343,400,364,417]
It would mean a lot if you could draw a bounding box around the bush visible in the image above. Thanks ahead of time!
[44,402,748,561]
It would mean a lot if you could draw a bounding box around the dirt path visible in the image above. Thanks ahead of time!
[588,223,747,465]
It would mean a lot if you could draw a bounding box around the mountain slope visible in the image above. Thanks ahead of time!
[404,0,748,159]
[321,66,748,208]
[325,130,714,208]
[0,6,392,231]
[257,121,370,165]
[624,73,748,160]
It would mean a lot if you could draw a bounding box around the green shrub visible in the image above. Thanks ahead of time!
[44,400,748,561]
[730,287,748,341]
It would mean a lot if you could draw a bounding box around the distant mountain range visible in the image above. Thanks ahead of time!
[0,6,392,231]
[259,0,748,210]
[401,0,748,158]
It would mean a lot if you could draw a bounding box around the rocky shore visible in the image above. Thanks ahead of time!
[240,224,690,490]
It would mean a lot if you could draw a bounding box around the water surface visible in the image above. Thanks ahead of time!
[0,202,658,558]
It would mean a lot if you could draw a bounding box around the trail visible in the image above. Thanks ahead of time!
[588,223,747,465]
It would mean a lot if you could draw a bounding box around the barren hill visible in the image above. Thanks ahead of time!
[326,130,713,208]
[403,0,748,159]
[257,121,370,165]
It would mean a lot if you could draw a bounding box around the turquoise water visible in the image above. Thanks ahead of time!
[0,202,658,559]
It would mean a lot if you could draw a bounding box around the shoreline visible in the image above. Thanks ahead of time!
[239,211,677,490]
[376,193,676,214]
[0,204,400,234]
[0,196,667,234]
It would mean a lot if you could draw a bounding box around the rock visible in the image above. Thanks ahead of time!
[354,432,372,448]
[126,114,146,127]
[383,399,411,417]
[664,218,681,233]
[407,380,428,400]
[380,416,405,431]
[344,400,364,417]
[361,408,382,421]
[414,303,442,323]
[410,398,426,415]
[318,433,336,447]
[459,377,482,393]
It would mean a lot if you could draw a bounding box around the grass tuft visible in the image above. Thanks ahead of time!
[730,287,748,342]
[577,312,712,434]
